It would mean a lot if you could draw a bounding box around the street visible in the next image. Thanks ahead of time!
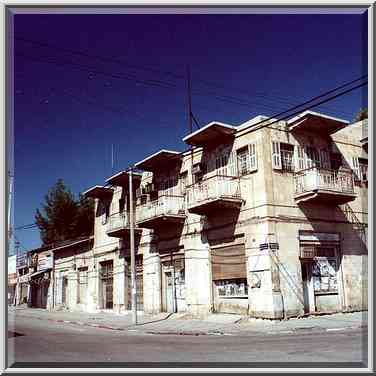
[8,311,367,367]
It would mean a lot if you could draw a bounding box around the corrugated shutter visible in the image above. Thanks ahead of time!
[211,244,246,281]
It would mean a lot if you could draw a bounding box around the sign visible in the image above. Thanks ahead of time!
[259,243,279,251]
[16,254,28,269]
[299,232,340,243]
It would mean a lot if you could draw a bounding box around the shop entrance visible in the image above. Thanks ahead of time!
[299,238,341,313]
[161,252,185,313]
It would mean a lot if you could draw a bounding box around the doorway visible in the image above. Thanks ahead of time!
[301,262,312,314]
[100,260,113,309]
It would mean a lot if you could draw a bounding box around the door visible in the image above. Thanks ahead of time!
[100,261,114,310]
[126,259,144,311]
[301,262,312,314]
[165,271,174,313]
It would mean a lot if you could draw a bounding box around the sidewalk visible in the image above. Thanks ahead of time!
[9,306,367,337]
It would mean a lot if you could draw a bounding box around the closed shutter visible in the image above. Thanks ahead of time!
[271,141,282,170]
[228,151,238,177]
[296,145,305,171]
[211,244,246,280]
[249,143,257,172]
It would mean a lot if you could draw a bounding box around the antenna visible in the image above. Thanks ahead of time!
[187,65,193,135]
[111,144,114,173]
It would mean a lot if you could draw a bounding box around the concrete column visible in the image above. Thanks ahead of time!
[68,270,78,310]
[143,251,161,314]
[87,260,98,313]
[184,232,212,318]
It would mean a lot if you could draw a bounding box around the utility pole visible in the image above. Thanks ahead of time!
[128,167,137,325]
[8,171,13,249]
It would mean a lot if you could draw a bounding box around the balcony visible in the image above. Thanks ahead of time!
[294,167,356,205]
[106,212,141,238]
[136,195,186,229]
[186,175,242,215]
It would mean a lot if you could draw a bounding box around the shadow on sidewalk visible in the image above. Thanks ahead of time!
[127,313,174,328]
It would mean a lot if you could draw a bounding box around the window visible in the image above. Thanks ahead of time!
[236,144,257,175]
[330,153,342,171]
[312,258,338,293]
[179,171,188,194]
[192,162,206,183]
[359,158,368,182]
[119,198,125,213]
[237,147,249,175]
[216,154,228,176]
[215,278,248,298]
[305,146,320,168]
[101,203,110,225]
[296,145,305,170]
[280,143,294,172]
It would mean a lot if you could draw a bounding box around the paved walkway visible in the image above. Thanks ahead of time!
[9,306,367,337]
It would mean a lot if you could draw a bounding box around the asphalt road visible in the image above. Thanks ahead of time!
[8,313,368,368]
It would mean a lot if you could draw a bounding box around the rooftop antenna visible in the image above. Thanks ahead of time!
[111,144,114,174]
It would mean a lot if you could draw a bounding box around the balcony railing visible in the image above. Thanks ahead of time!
[136,194,186,224]
[186,174,241,208]
[107,212,130,233]
[294,167,355,196]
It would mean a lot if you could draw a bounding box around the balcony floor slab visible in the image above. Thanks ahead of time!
[295,190,357,205]
[136,214,186,230]
[106,227,142,238]
[187,197,243,216]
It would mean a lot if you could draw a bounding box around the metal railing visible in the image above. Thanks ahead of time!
[186,174,241,207]
[136,194,186,223]
[294,167,354,195]
[107,212,130,233]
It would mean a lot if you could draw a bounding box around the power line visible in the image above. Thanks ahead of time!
[15,35,356,119]
[246,81,367,132]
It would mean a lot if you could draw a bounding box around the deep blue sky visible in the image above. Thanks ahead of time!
[11,11,368,253]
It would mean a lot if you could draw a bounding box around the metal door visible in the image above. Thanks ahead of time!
[301,263,311,314]
[165,272,174,312]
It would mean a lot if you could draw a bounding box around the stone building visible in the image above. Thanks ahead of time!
[52,236,93,312]
[55,110,367,319]
[8,255,17,305]
[133,111,368,318]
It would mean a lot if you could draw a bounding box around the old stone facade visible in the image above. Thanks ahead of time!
[133,112,368,318]
[17,111,367,319]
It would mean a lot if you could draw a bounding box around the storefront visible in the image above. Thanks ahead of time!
[299,231,342,313]
[211,243,248,314]
[29,269,52,308]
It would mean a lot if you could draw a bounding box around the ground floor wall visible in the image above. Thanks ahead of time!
[141,215,368,319]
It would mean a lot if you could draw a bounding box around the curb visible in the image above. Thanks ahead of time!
[12,312,367,336]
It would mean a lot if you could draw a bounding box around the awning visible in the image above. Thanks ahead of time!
[105,170,142,187]
[182,121,236,147]
[82,185,114,200]
[287,111,349,135]
[135,149,181,172]
[30,268,51,279]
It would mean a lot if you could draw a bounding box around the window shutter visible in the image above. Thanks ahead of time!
[271,141,282,170]
[320,149,330,169]
[228,151,238,177]
[249,143,258,172]
[295,145,305,171]
[352,157,361,180]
